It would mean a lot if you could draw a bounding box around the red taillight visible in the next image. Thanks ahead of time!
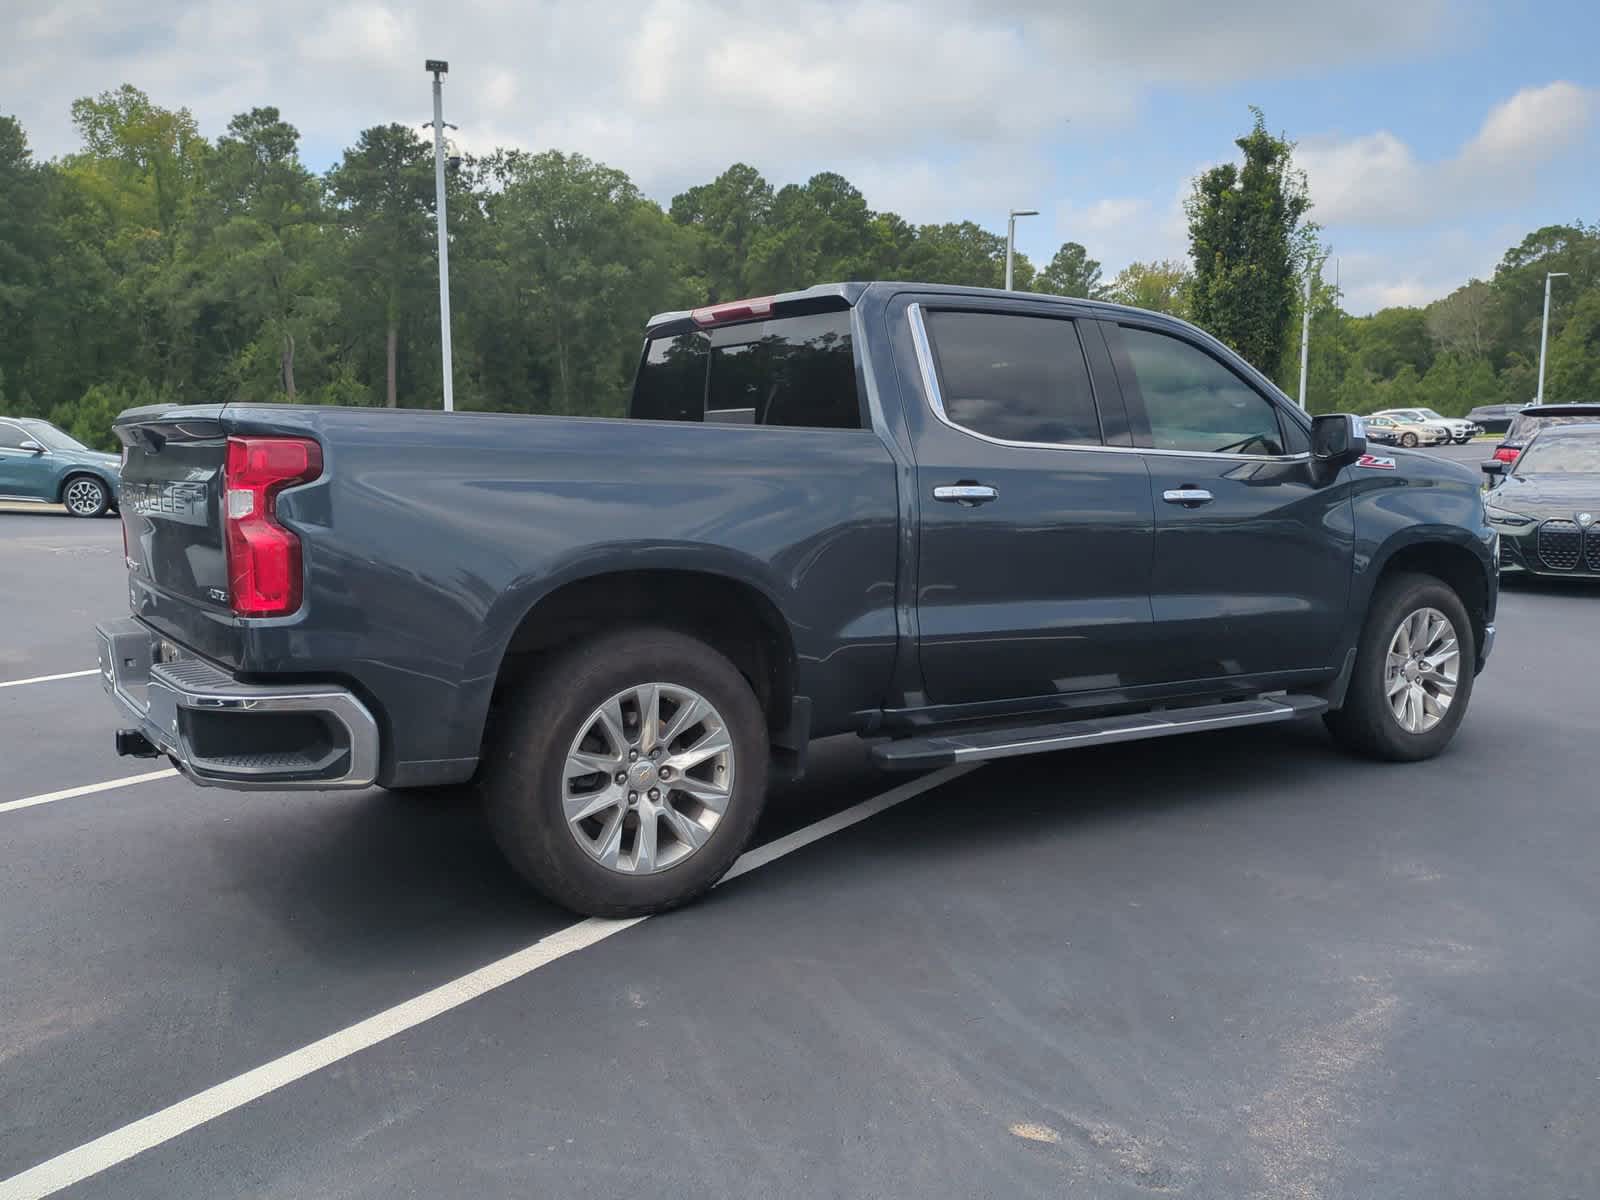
[223,436,322,616]
[690,296,775,326]
[1493,446,1520,463]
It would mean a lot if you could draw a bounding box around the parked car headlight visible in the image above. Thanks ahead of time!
[1484,500,1533,527]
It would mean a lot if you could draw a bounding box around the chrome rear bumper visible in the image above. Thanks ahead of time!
[96,617,380,790]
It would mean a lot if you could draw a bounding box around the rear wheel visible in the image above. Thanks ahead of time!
[63,475,109,518]
[1325,572,1475,762]
[484,628,769,917]
[1400,432,1419,448]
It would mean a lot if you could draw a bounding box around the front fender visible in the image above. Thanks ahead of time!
[1343,469,1496,662]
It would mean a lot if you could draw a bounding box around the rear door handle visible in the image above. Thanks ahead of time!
[1162,488,1214,506]
[933,484,998,506]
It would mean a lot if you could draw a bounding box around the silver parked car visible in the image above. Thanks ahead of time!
[1375,407,1480,445]
[1363,415,1451,448]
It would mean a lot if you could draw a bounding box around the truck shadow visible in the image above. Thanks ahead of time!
[204,735,897,964]
[208,723,1359,966]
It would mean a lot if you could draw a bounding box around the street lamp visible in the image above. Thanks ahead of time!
[425,59,456,412]
[1005,209,1038,291]
[1297,249,1330,412]
[1536,271,1569,405]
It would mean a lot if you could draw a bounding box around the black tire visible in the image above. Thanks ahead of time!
[62,475,110,518]
[1400,432,1419,448]
[484,627,769,917]
[1324,571,1476,762]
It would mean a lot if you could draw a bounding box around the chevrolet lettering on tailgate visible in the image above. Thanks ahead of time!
[122,479,209,525]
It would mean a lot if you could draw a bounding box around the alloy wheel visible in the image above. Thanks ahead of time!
[65,479,105,516]
[1384,606,1460,734]
[561,682,734,875]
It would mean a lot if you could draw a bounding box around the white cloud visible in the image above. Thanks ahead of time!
[14,0,1569,318]
[6,0,1446,185]
[1298,81,1595,227]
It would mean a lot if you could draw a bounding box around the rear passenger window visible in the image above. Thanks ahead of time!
[631,310,861,430]
[923,311,1102,445]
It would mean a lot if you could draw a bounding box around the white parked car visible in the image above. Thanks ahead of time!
[1375,408,1481,445]
[1364,415,1452,448]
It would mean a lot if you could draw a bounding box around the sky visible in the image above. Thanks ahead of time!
[6,0,1597,314]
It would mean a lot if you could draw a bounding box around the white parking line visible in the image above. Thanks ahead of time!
[0,669,99,690]
[0,761,979,1200]
[0,769,179,816]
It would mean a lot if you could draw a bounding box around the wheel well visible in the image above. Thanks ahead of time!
[1377,542,1489,653]
[58,471,109,501]
[493,570,797,732]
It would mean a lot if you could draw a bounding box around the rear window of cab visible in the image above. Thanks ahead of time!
[632,310,861,430]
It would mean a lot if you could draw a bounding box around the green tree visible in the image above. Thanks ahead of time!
[468,149,698,416]
[1034,241,1103,298]
[1354,307,1433,380]
[1487,223,1600,364]
[1425,279,1495,361]
[745,172,875,294]
[1546,288,1600,402]
[0,115,56,416]
[185,108,331,400]
[905,221,1028,289]
[1185,108,1314,372]
[670,163,772,301]
[66,84,207,238]
[58,86,214,400]
[1104,259,1192,317]
[326,125,437,407]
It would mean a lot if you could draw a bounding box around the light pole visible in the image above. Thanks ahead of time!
[1297,251,1328,411]
[1535,271,1569,405]
[425,59,455,412]
[1005,209,1038,291]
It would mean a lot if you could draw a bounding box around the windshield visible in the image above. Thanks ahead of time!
[19,419,90,452]
[1515,434,1600,476]
[1416,409,1446,420]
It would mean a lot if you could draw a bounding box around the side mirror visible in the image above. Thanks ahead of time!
[1481,459,1508,484]
[1312,413,1367,466]
[18,439,44,454]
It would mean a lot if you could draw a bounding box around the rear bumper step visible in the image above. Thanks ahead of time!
[96,617,380,790]
[871,694,1328,771]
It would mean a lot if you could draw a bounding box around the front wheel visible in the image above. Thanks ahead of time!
[484,628,769,917]
[63,476,110,518]
[1400,432,1419,448]
[1325,572,1475,762]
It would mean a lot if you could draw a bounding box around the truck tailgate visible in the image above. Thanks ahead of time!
[115,407,237,658]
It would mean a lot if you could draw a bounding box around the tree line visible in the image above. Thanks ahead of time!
[1,87,1596,451]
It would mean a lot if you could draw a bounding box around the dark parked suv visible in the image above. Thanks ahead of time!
[97,283,1498,915]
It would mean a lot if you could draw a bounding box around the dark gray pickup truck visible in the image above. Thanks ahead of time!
[98,282,1498,915]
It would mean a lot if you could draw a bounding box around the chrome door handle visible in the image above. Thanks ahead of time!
[933,484,998,506]
[1162,488,1214,505]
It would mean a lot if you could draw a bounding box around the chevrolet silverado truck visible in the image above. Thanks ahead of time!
[97,283,1498,916]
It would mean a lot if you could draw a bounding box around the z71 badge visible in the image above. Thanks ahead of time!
[1356,454,1396,470]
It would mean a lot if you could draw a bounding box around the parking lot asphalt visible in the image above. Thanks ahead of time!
[3,453,1598,1199]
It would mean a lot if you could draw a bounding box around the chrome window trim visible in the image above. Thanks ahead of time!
[906,302,1311,464]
